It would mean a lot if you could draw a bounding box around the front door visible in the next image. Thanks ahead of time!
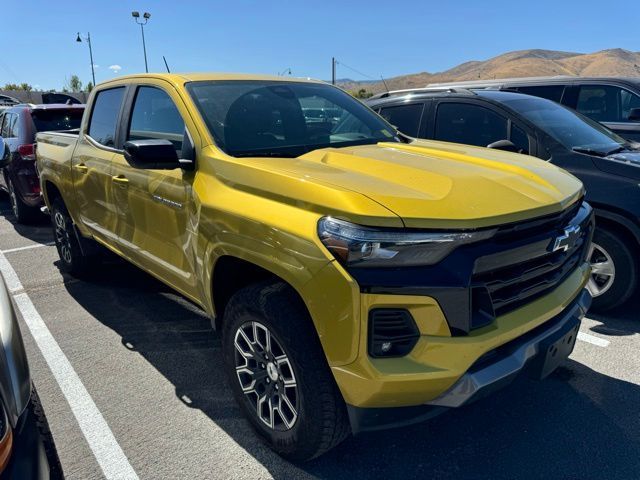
[110,82,198,298]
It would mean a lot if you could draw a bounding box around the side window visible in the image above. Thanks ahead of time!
[128,86,185,153]
[8,113,19,138]
[88,87,126,147]
[1,114,11,138]
[576,85,640,123]
[514,85,565,103]
[620,89,640,120]
[510,124,529,153]
[378,103,423,137]
[434,103,508,147]
[2,113,16,138]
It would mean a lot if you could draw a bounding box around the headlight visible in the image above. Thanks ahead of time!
[318,217,496,268]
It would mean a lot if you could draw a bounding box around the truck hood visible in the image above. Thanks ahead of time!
[212,139,583,229]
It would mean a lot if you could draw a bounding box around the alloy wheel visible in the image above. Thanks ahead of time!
[54,211,73,265]
[234,321,299,431]
[587,242,615,297]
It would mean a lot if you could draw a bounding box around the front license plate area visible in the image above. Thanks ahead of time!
[529,317,580,380]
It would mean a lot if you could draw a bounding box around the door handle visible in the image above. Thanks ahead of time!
[112,175,129,186]
[74,163,88,174]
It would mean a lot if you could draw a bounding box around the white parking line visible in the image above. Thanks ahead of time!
[1,242,55,254]
[577,331,610,347]
[0,252,139,480]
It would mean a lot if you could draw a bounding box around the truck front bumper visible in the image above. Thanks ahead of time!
[346,288,590,433]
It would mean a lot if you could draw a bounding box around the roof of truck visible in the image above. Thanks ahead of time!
[97,73,326,88]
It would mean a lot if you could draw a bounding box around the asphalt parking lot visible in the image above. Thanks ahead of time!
[0,196,638,480]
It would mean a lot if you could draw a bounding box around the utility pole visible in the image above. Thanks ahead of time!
[332,57,336,85]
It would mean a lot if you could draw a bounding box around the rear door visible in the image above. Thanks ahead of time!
[110,81,199,298]
[73,86,126,241]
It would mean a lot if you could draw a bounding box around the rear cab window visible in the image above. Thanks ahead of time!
[88,87,126,147]
[31,109,84,132]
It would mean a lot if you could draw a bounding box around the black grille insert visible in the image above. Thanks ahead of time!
[368,309,419,358]
[472,209,593,320]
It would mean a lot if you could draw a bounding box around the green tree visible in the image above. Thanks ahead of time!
[350,88,373,99]
[19,83,33,92]
[4,83,21,91]
[64,75,83,93]
[85,82,94,93]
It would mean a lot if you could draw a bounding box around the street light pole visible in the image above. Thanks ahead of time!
[131,11,151,73]
[76,32,96,86]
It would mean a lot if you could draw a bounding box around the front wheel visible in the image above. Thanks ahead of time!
[587,227,637,312]
[222,282,350,461]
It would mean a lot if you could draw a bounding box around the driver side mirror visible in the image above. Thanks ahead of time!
[487,139,520,153]
[123,139,187,170]
[0,137,10,168]
[628,108,640,122]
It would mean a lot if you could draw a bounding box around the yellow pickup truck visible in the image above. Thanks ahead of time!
[36,73,593,460]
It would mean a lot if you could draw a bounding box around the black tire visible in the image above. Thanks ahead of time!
[8,178,39,224]
[29,385,64,480]
[589,227,638,312]
[222,281,350,461]
[51,197,99,276]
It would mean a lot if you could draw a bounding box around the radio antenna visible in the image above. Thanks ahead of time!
[163,56,171,73]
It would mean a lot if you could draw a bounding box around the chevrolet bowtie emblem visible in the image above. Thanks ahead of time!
[552,225,581,252]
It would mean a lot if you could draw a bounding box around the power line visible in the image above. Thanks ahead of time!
[334,59,377,81]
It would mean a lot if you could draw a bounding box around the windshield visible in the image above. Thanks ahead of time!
[499,96,627,153]
[32,108,84,132]
[186,80,398,157]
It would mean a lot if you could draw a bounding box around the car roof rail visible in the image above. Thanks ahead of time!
[370,87,476,100]
[13,103,36,108]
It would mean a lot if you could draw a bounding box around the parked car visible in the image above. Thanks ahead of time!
[0,104,84,223]
[0,96,19,114]
[424,76,640,142]
[37,73,592,460]
[367,88,639,311]
[0,138,63,478]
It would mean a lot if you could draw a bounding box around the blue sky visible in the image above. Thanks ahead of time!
[3,0,637,90]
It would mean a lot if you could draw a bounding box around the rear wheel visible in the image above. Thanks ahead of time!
[587,227,637,312]
[222,281,350,461]
[51,197,100,276]
[8,178,39,224]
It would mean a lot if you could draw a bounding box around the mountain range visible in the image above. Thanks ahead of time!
[337,48,640,94]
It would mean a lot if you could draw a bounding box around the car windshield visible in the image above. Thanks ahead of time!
[498,95,627,154]
[187,80,399,157]
[31,108,84,132]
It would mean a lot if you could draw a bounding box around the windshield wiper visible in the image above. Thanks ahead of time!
[572,145,626,157]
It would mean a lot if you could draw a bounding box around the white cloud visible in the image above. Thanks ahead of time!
[92,64,99,69]
[108,65,122,73]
